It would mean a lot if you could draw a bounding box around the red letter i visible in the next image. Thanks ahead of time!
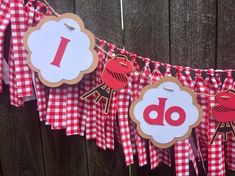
[51,36,71,67]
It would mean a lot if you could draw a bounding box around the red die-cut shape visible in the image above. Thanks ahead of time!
[102,54,134,91]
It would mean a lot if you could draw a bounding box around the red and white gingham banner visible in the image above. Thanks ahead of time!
[2,1,235,174]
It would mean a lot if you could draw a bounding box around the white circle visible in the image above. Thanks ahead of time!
[149,111,158,119]
[171,112,180,121]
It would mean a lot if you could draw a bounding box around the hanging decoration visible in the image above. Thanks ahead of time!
[210,90,235,144]
[24,13,98,87]
[1,0,235,175]
[130,76,203,148]
[81,54,134,114]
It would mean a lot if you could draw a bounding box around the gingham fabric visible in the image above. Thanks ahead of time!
[25,0,52,26]
[189,140,199,176]
[65,41,106,137]
[46,86,67,129]
[34,76,49,121]
[95,42,116,150]
[194,69,208,162]
[129,107,138,155]
[83,62,98,139]
[66,84,81,135]
[26,0,52,121]
[4,2,235,171]
[149,61,163,169]
[223,70,235,171]
[174,66,191,176]
[94,42,106,149]
[116,59,134,165]
[206,70,225,176]
[0,0,11,93]
[130,58,150,167]
[6,1,23,106]
[9,31,24,106]
[104,43,118,150]
[174,66,199,175]
[118,50,137,155]
[10,0,33,99]
[184,68,199,176]
[105,91,116,150]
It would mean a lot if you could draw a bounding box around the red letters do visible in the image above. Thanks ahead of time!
[143,98,186,126]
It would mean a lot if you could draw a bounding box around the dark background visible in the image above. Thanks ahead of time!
[0,0,235,175]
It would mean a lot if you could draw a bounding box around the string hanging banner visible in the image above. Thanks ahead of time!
[1,0,235,174]
[24,13,98,87]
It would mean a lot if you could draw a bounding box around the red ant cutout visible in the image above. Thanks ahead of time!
[81,54,134,114]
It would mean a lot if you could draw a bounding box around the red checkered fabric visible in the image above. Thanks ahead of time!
[34,1,52,23]
[95,42,116,150]
[105,91,116,150]
[81,72,95,139]
[184,67,199,175]
[194,69,208,161]
[148,61,163,169]
[130,57,151,167]
[76,76,89,136]
[6,2,235,172]
[129,117,137,155]
[94,42,107,149]
[174,67,188,175]
[83,67,97,139]
[189,139,199,176]
[26,0,52,121]
[222,70,235,171]
[46,86,67,129]
[4,1,22,106]
[25,0,52,26]
[34,76,49,121]
[206,69,225,176]
[118,50,137,155]
[116,51,135,165]
[10,0,33,99]
[104,42,118,150]
[116,84,134,165]
[25,1,35,26]
[66,84,81,135]
[83,41,108,141]
[174,140,190,175]
[174,66,192,176]
[9,34,24,106]
[0,0,11,93]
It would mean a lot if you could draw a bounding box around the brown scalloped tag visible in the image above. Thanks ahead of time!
[130,76,203,148]
[24,13,98,87]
